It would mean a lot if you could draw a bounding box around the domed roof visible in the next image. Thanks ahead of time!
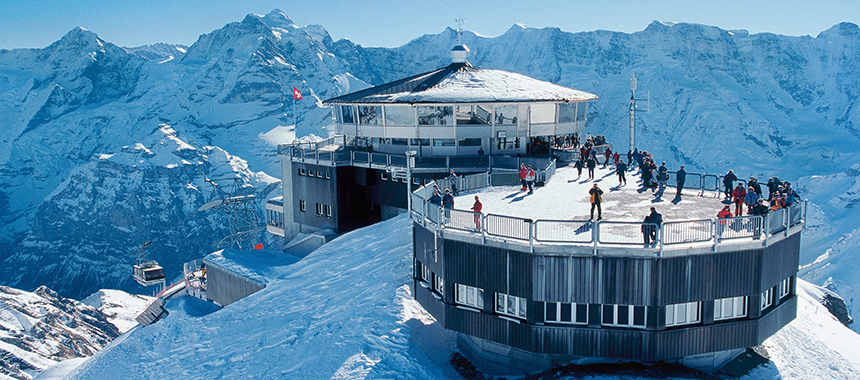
[324,62,598,104]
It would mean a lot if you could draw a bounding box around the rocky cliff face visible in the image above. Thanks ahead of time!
[0,285,120,380]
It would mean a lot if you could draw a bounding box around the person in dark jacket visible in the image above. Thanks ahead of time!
[627,150,634,167]
[616,160,627,185]
[723,170,738,199]
[442,189,454,209]
[750,199,769,216]
[574,158,584,178]
[589,183,603,220]
[429,186,442,206]
[676,165,687,196]
[586,156,597,180]
[641,207,663,244]
[748,177,762,196]
[767,176,781,201]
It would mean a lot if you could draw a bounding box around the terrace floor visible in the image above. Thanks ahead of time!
[452,164,729,224]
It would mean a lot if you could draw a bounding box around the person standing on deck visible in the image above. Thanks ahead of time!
[589,183,603,221]
[676,165,687,196]
[471,196,483,230]
[526,165,536,194]
[723,170,738,199]
[616,160,628,186]
[731,183,746,216]
[519,163,528,191]
[586,155,597,180]
[448,169,459,196]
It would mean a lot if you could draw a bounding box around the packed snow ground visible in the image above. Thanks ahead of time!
[452,164,727,223]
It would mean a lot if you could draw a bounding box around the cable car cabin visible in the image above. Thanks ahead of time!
[133,261,165,287]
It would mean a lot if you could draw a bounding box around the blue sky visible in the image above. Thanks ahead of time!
[0,0,857,49]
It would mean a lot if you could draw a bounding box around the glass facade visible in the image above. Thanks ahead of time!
[418,106,453,125]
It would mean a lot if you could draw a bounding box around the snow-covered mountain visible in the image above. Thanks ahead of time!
[47,214,860,380]
[0,286,121,380]
[1,9,859,326]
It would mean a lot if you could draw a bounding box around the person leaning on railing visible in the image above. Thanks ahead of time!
[471,196,482,230]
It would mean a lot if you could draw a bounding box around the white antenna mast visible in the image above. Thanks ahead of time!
[628,73,650,153]
[455,18,465,44]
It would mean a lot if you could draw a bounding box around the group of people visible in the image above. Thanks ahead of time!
[720,172,801,218]
[519,163,537,193]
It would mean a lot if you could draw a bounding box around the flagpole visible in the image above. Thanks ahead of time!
[293,95,297,130]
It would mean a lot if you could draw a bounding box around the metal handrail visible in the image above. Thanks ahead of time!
[409,170,805,257]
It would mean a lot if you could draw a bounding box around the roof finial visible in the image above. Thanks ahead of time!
[455,18,465,44]
[451,19,469,63]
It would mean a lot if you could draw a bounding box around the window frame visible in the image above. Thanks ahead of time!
[714,296,748,321]
[544,302,588,324]
[495,293,527,319]
[601,304,646,328]
[456,284,484,310]
[299,199,306,212]
[665,302,701,327]
[761,288,774,310]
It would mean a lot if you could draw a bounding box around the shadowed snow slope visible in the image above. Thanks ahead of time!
[60,213,860,380]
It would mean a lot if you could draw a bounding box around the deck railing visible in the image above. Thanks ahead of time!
[410,171,805,256]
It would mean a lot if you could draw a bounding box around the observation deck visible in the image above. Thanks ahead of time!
[410,164,803,375]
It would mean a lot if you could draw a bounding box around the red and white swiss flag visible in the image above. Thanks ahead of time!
[292,86,303,100]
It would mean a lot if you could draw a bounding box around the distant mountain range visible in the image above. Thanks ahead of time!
[0,10,858,326]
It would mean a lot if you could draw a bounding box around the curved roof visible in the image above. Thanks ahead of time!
[324,62,598,104]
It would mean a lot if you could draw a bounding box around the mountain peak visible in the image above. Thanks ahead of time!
[261,9,295,27]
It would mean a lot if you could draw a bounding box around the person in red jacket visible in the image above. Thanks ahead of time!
[731,183,747,216]
[471,196,483,230]
[519,163,528,191]
[716,205,733,237]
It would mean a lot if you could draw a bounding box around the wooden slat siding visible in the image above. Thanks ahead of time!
[204,264,265,307]
[760,234,801,292]
[413,226,440,273]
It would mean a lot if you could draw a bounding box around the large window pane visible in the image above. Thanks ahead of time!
[384,105,415,125]
[576,101,587,121]
[359,105,382,125]
[494,105,517,125]
[558,103,577,123]
[546,302,558,321]
[456,105,492,125]
[518,298,527,318]
[341,105,356,124]
[477,289,484,309]
[560,303,572,322]
[576,304,588,323]
[602,305,614,324]
[633,306,646,326]
[418,106,453,125]
[530,103,556,124]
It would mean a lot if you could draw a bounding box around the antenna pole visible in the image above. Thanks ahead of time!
[455,19,465,44]
[628,74,649,153]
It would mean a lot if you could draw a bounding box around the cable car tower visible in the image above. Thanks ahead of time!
[133,241,166,289]
[198,176,264,251]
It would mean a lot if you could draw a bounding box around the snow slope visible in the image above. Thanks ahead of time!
[64,179,860,379]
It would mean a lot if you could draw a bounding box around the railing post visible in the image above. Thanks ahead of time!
[592,221,599,255]
[783,208,789,238]
[712,219,718,251]
[658,224,664,257]
[481,214,486,244]
[528,219,534,253]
